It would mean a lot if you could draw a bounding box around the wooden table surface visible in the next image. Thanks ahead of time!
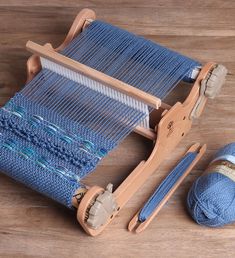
[0,1,234,257]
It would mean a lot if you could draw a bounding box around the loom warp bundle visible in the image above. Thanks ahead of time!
[0,9,227,236]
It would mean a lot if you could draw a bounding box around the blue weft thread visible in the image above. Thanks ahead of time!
[0,20,200,207]
[139,151,197,222]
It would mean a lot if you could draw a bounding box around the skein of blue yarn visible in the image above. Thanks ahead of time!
[187,142,235,227]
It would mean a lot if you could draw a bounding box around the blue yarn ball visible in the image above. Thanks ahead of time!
[187,142,235,227]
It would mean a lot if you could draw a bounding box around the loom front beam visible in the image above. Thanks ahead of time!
[2,9,227,236]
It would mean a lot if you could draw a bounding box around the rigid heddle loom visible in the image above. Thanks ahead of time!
[0,9,227,236]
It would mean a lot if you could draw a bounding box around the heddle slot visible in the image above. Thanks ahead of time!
[26,41,161,109]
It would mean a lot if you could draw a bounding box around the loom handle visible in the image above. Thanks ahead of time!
[128,143,206,233]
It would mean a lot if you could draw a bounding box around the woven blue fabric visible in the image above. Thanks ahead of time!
[0,137,80,208]
[139,151,197,222]
[0,93,108,207]
[187,142,235,227]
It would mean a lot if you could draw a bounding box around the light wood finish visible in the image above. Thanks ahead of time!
[128,143,207,233]
[26,41,161,109]
[134,126,157,140]
[0,1,235,257]
[76,62,214,236]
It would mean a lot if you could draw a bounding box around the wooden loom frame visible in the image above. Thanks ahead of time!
[25,9,224,236]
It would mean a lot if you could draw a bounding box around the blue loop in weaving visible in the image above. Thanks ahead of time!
[0,20,200,207]
[138,151,197,222]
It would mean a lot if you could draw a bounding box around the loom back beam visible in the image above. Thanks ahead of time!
[0,9,228,236]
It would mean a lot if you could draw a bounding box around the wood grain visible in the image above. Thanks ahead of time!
[0,1,235,257]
